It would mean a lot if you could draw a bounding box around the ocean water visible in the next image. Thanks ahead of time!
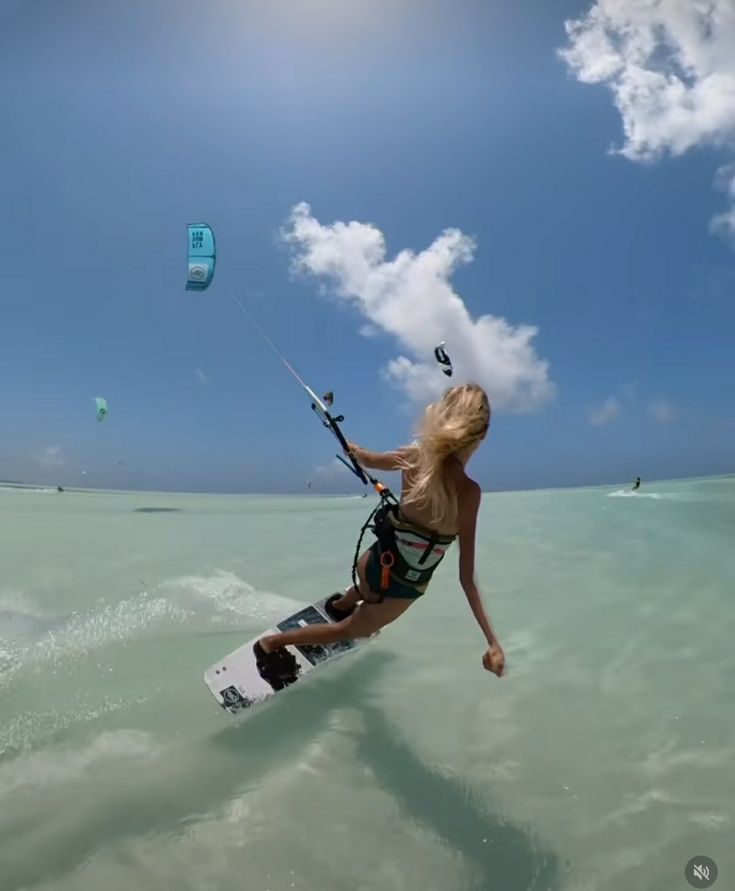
[0,476,733,891]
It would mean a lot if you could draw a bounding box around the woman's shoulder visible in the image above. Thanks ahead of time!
[454,476,482,523]
[445,458,480,494]
[458,475,481,503]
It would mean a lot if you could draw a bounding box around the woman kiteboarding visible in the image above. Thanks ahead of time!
[255,383,505,679]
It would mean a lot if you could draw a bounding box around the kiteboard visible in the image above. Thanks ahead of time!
[203,591,372,716]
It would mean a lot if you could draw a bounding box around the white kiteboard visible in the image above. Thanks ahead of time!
[203,591,373,716]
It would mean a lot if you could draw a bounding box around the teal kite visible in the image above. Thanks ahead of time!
[94,396,109,422]
[186,223,216,291]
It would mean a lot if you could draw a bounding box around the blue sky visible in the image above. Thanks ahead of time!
[1,0,733,493]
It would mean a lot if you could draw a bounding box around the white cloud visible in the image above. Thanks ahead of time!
[37,446,65,468]
[710,163,735,241]
[649,398,679,423]
[588,396,621,426]
[309,458,352,485]
[560,0,735,238]
[281,203,555,411]
[195,368,208,384]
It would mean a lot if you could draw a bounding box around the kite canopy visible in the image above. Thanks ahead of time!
[434,342,452,377]
[186,223,216,291]
[94,396,109,421]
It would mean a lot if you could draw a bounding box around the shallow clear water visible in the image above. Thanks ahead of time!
[1,477,733,890]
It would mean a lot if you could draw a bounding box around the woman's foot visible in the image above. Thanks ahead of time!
[253,639,300,690]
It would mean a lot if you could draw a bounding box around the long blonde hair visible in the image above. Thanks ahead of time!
[398,383,491,528]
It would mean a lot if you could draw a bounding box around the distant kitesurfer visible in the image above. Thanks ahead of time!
[632,477,641,491]
[255,383,505,678]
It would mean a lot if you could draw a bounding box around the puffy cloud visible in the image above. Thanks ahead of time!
[649,398,679,422]
[560,0,735,237]
[560,0,735,160]
[710,162,735,241]
[588,396,622,426]
[281,203,554,411]
[37,445,65,468]
[309,458,352,486]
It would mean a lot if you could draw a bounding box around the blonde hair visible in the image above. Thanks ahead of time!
[398,383,491,528]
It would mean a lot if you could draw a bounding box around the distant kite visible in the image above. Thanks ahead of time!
[186,223,216,291]
[434,342,452,377]
[94,396,109,422]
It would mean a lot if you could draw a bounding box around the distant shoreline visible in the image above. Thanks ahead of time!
[2,471,732,499]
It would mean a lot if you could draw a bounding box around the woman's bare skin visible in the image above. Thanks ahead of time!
[260,441,505,678]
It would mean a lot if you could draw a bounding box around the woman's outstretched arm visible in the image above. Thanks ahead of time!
[345,442,405,471]
[456,480,505,677]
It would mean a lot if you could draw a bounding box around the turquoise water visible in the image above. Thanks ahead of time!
[1,476,733,890]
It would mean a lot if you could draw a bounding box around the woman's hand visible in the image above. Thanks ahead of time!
[482,642,505,677]
[345,441,363,461]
